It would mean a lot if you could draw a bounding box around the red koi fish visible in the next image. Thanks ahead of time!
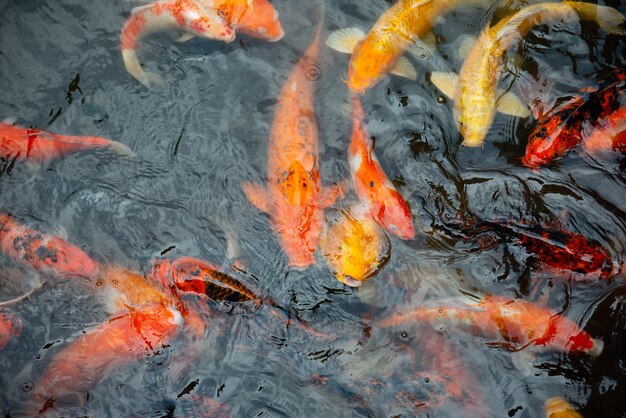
[0,213,101,280]
[152,256,259,302]
[378,295,603,355]
[32,304,182,412]
[582,105,626,156]
[524,69,626,166]
[483,220,616,280]
[0,121,132,164]
[349,97,414,239]
[212,0,284,42]
[242,16,344,267]
[121,0,236,86]
[0,311,21,351]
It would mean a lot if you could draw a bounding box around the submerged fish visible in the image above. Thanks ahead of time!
[326,0,492,93]
[0,213,101,280]
[320,205,391,287]
[349,97,414,239]
[432,2,625,147]
[242,16,344,267]
[378,295,603,355]
[32,303,183,413]
[152,256,259,303]
[525,70,626,166]
[0,121,132,163]
[0,311,21,351]
[544,397,584,418]
[454,218,617,280]
[120,0,236,86]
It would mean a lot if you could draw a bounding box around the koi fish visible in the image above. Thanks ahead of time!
[242,16,344,267]
[525,70,626,166]
[32,304,182,412]
[349,97,414,239]
[0,311,21,351]
[377,295,603,355]
[120,0,236,86]
[211,0,283,42]
[482,220,616,280]
[325,0,493,94]
[0,213,101,280]
[431,2,625,147]
[152,256,260,302]
[0,121,133,163]
[544,397,584,418]
[583,105,626,156]
[320,205,391,287]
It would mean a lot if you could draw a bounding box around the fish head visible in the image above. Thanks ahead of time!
[237,0,284,42]
[346,42,389,94]
[377,188,415,240]
[523,127,565,167]
[320,208,391,287]
[184,4,236,42]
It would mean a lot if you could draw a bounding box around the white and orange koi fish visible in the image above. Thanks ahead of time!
[349,97,414,239]
[432,1,625,146]
[243,16,344,268]
[121,0,236,86]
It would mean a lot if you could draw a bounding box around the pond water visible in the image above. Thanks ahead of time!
[0,0,626,416]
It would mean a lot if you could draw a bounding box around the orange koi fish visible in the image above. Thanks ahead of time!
[431,2,624,147]
[0,213,101,280]
[32,304,182,412]
[349,97,414,239]
[211,0,284,42]
[0,311,21,351]
[320,205,391,287]
[544,397,584,418]
[326,0,492,94]
[242,16,344,267]
[121,0,236,86]
[378,295,603,355]
[0,121,132,163]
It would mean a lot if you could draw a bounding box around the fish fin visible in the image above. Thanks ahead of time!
[430,71,459,99]
[390,56,417,80]
[496,91,531,118]
[456,34,477,61]
[510,350,535,377]
[176,33,195,43]
[242,182,270,213]
[108,140,136,157]
[594,5,625,34]
[325,28,366,54]
[319,181,348,209]
[1,117,17,125]
[130,3,155,16]
[422,31,437,49]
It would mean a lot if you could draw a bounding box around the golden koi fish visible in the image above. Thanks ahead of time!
[544,397,584,418]
[325,0,493,94]
[243,15,344,267]
[432,1,625,147]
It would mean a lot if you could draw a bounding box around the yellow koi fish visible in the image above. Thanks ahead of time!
[432,1,625,146]
[325,0,492,94]
[544,397,584,418]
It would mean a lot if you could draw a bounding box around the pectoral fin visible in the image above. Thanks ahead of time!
[390,56,417,80]
[1,117,17,125]
[496,91,531,118]
[326,28,366,53]
[131,3,155,16]
[456,34,477,61]
[510,350,536,377]
[242,182,270,213]
[176,33,195,43]
[430,72,459,99]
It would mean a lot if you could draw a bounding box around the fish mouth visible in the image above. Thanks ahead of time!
[521,155,543,168]
[339,275,364,287]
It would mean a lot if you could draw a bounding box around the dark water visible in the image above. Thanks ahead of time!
[0,0,626,416]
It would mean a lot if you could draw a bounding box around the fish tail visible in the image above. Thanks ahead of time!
[107,139,136,157]
[568,2,626,34]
